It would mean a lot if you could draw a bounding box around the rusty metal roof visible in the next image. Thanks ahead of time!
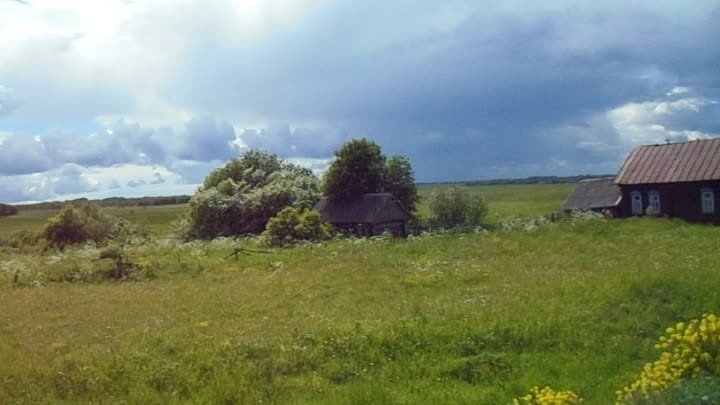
[313,193,412,224]
[562,178,621,210]
[615,138,720,185]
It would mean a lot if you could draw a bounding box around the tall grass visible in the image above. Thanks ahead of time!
[1,217,719,404]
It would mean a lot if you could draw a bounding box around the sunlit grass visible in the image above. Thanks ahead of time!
[1,216,719,404]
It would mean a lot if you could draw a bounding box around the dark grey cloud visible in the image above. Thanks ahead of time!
[1,0,719,203]
[164,1,719,181]
[0,117,241,177]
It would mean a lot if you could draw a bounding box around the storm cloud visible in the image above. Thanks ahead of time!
[0,0,719,202]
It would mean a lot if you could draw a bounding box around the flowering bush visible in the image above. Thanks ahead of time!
[514,386,583,405]
[616,313,720,404]
[261,207,332,247]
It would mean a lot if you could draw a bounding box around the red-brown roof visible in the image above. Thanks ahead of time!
[615,138,720,185]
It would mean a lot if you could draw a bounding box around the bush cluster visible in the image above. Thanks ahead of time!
[427,186,488,229]
[261,207,332,247]
[0,203,18,217]
[180,150,322,239]
[42,204,146,249]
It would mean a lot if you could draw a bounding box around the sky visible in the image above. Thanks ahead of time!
[0,0,719,203]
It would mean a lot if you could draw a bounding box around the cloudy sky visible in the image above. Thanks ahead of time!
[1,0,718,203]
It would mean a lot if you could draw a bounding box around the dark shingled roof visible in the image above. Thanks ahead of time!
[313,193,412,224]
[616,138,720,185]
[562,178,621,210]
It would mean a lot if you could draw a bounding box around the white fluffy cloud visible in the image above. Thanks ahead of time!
[0,163,186,203]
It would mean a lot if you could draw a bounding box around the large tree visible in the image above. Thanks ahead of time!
[323,138,386,200]
[385,155,419,212]
[323,138,419,212]
[181,150,321,239]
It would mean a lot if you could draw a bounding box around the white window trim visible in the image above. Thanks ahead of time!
[701,188,715,214]
[647,191,661,216]
[630,191,643,215]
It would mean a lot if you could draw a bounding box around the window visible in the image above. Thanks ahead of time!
[648,191,661,215]
[631,191,643,215]
[701,188,715,214]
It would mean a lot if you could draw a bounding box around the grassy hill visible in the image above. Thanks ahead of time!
[0,183,717,404]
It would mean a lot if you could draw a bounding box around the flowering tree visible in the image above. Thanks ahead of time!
[180,150,322,239]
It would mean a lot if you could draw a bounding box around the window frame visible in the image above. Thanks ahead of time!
[701,187,715,214]
[630,191,643,215]
[647,190,661,216]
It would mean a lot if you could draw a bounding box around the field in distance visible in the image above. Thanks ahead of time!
[0,183,575,237]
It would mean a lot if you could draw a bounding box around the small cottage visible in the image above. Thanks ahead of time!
[313,193,413,237]
[614,138,720,222]
[562,178,621,215]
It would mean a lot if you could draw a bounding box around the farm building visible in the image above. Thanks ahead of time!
[562,178,621,215]
[614,138,720,222]
[313,193,413,237]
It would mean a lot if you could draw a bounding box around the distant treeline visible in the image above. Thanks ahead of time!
[15,195,192,211]
[0,203,18,217]
[418,174,615,187]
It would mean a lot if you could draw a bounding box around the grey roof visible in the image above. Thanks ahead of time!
[313,193,412,224]
[562,178,621,210]
[616,138,720,185]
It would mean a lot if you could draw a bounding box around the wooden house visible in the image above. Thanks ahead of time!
[614,138,720,222]
[562,178,621,215]
[313,193,413,237]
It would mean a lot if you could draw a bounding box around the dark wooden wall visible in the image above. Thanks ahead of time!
[618,181,720,222]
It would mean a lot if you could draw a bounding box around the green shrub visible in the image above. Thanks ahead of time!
[428,186,488,229]
[3,229,41,250]
[97,245,151,280]
[42,204,146,249]
[261,207,332,247]
[182,150,322,239]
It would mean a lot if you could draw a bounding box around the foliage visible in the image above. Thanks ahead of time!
[97,245,151,280]
[261,207,332,247]
[42,204,115,248]
[323,139,420,212]
[323,138,387,201]
[385,155,420,212]
[617,313,720,404]
[0,203,18,217]
[41,204,147,249]
[427,186,488,228]
[514,386,583,405]
[1,229,40,250]
[182,150,322,239]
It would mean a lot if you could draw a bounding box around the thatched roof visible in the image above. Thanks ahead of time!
[562,178,621,210]
[313,193,412,224]
[616,138,720,185]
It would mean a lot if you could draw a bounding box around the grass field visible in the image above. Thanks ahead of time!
[0,204,189,236]
[1,183,718,405]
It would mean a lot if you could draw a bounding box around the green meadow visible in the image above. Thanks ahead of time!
[1,183,718,404]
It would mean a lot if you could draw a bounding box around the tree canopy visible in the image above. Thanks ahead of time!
[0,203,18,217]
[181,150,322,239]
[323,138,386,201]
[323,138,419,212]
[384,156,419,212]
